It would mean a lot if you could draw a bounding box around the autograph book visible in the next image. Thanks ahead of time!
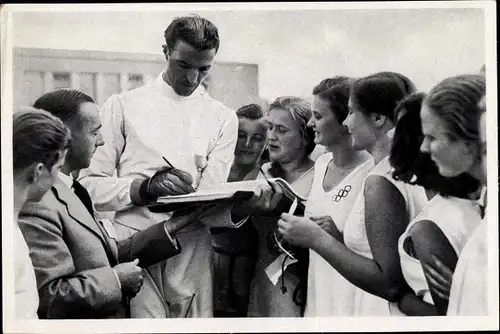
[147,178,306,213]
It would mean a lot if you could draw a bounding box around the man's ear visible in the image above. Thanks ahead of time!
[162,44,169,60]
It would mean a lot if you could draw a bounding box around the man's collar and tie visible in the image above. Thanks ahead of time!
[58,172,120,268]
[72,179,95,218]
[58,172,94,217]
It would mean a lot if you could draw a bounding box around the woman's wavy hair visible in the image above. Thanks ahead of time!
[236,103,264,120]
[316,77,353,123]
[390,93,480,198]
[350,72,411,123]
[13,107,71,172]
[267,96,315,178]
[371,71,417,97]
[424,74,486,143]
[236,103,270,164]
[312,76,351,95]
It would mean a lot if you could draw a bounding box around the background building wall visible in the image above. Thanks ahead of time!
[13,47,260,110]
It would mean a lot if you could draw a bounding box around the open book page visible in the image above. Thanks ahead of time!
[155,178,306,204]
[154,179,262,204]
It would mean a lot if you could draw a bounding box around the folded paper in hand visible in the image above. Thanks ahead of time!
[147,178,306,213]
[265,253,298,285]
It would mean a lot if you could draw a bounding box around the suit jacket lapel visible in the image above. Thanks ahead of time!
[52,178,118,265]
[94,218,119,264]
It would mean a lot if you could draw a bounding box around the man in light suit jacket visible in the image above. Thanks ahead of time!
[19,89,201,319]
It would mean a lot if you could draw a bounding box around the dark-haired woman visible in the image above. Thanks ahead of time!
[299,77,374,316]
[388,92,482,316]
[247,96,315,317]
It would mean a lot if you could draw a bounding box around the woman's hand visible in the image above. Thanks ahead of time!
[277,213,323,249]
[238,182,284,215]
[423,255,454,300]
[310,215,342,242]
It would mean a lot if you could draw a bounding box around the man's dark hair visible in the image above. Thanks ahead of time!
[164,15,220,52]
[33,89,95,124]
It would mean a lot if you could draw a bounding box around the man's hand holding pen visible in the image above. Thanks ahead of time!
[130,157,196,205]
[147,165,195,197]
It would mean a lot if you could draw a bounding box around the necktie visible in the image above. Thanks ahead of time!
[72,179,94,217]
[72,179,118,269]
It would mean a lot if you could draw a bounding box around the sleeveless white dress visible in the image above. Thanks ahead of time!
[447,218,488,315]
[304,152,374,317]
[396,195,483,314]
[343,156,428,316]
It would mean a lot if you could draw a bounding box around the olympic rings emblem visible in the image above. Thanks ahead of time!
[333,185,352,202]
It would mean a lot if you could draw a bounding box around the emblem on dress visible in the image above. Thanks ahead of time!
[333,185,352,202]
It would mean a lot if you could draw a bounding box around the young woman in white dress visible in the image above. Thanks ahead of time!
[387,89,484,316]
[417,78,488,316]
[247,96,316,317]
[294,77,374,316]
[279,72,428,316]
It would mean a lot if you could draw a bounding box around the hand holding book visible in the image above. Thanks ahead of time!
[234,181,284,217]
[148,177,306,213]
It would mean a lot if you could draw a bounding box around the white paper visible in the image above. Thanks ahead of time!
[264,253,298,285]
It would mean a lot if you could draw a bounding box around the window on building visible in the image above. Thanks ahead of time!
[79,72,97,100]
[128,73,144,90]
[19,71,44,106]
[102,73,120,104]
[53,72,71,89]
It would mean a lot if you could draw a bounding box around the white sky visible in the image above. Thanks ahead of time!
[11,5,487,100]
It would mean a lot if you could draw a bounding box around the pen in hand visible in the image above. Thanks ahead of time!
[162,156,175,168]
[159,156,195,194]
